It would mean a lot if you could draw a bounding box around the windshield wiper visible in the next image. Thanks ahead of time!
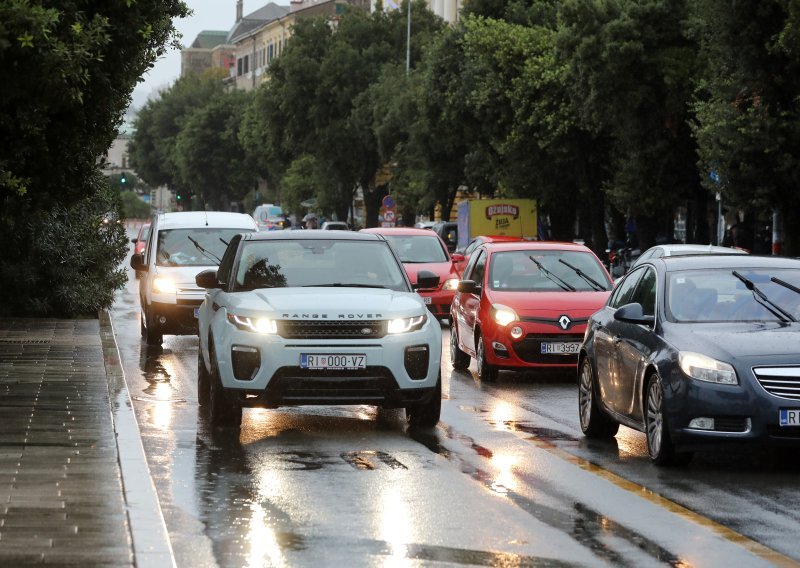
[302,283,388,289]
[558,259,606,291]
[528,256,574,291]
[219,237,229,247]
[771,276,800,296]
[188,236,222,264]
[732,271,796,322]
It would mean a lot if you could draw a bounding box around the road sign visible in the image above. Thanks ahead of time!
[383,210,396,222]
[382,195,396,209]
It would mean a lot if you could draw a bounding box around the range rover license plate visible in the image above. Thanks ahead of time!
[779,409,800,426]
[301,354,366,370]
[540,342,580,355]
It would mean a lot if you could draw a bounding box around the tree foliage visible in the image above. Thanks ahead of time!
[0,0,189,316]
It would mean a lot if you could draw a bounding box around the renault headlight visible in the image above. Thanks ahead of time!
[679,352,738,385]
[442,278,459,291]
[227,313,278,334]
[153,277,176,293]
[491,304,518,327]
[387,314,427,334]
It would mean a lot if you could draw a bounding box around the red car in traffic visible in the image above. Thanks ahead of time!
[450,241,612,380]
[361,227,463,322]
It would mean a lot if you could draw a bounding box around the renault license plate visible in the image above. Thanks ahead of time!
[540,342,580,355]
[301,354,366,370]
[779,409,800,426]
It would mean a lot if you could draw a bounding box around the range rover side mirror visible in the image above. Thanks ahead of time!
[196,269,222,289]
[414,270,440,290]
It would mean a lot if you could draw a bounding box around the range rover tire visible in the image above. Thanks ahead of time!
[406,373,442,429]
[208,340,242,427]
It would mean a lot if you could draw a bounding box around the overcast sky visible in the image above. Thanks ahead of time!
[130,1,283,110]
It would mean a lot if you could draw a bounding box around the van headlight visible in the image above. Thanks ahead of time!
[491,304,518,327]
[227,313,278,334]
[679,352,738,385]
[387,314,427,334]
[153,277,176,293]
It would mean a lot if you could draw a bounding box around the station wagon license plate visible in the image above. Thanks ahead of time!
[422,296,432,304]
[779,409,800,426]
[301,354,366,370]
[540,342,581,355]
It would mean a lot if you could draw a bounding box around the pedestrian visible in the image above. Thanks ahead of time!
[303,213,318,230]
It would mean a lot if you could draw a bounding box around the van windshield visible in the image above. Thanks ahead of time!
[156,228,252,267]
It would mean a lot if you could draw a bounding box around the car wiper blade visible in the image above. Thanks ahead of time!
[302,283,388,289]
[528,256,575,291]
[771,276,800,296]
[733,271,796,322]
[219,238,230,247]
[558,259,606,291]
[187,236,222,264]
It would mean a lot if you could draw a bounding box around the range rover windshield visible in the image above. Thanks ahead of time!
[233,240,409,292]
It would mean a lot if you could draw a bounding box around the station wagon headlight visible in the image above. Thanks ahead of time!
[227,313,278,334]
[153,277,175,293]
[491,304,518,327]
[679,352,738,385]
[442,278,459,291]
[387,314,427,334]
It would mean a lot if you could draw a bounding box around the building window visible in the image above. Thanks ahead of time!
[237,58,243,76]
[243,54,249,74]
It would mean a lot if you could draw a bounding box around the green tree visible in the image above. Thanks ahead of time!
[174,89,257,210]
[0,0,189,316]
[691,0,800,254]
[119,190,151,219]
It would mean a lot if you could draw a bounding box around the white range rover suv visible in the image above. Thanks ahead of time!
[195,230,443,427]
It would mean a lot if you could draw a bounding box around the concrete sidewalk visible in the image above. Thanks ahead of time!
[0,315,174,566]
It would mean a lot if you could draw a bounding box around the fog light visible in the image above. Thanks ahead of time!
[510,326,523,339]
[689,417,715,431]
[404,345,429,380]
[158,315,167,325]
[231,345,260,381]
[492,341,510,359]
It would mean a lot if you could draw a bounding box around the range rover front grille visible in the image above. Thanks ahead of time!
[277,320,386,340]
[752,366,800,400]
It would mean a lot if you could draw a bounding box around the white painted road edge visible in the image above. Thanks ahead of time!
[99,310,177,568]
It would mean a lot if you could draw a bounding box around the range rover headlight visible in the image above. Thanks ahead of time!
[442,278,459,291]
[491,304,518,327]
[387,314,427,334]
[227,313,278,334]
[153,277,176,293]
[679,352,738,385]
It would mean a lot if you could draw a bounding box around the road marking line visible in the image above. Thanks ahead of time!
[527,437,800,568]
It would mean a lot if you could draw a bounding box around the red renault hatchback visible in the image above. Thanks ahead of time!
[450,241,613,380]
[361,227,463,322]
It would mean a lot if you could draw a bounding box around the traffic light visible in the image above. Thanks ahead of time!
[176,193,182,201]
[120,174,127,185]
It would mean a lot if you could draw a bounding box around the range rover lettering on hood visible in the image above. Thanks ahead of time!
[281,313,384,319]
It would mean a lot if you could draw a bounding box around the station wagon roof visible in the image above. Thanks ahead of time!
[659,254,800,271]
[155,211,256,231]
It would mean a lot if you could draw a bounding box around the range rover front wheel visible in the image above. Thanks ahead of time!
[406,373,441,429]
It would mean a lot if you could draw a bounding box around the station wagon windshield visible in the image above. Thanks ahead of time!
[490,251,611,292]
[666,268,800,322]
[233,240,408,291]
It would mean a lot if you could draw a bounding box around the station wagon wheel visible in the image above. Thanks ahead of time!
[476,335,498,382]
[144,306,162,346]
[578,357,619,438]
[208,340,242,428]
[450,326,470,370]
[645,373,691,466]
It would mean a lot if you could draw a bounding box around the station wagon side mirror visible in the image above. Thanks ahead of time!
[130,237,137,244]
[457,280,480,294]
[196,269,222,289]
[614,302,655,326]
[414,270,440,290]
[130,253,147,272]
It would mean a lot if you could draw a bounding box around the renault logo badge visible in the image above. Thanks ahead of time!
[558,315,571,330]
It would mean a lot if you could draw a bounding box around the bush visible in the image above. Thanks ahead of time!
[0,179,129,317]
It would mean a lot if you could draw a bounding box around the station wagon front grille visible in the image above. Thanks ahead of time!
[752,366,800,400]
[277,320,386,340]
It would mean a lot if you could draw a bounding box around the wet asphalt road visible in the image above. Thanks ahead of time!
[110,241,800,567]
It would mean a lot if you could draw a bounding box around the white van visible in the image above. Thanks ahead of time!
[252,204,285,231]
[130,211,257,345]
